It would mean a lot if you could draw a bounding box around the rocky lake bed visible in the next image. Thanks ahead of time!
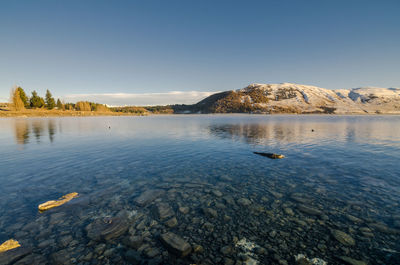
[0,115,399,264]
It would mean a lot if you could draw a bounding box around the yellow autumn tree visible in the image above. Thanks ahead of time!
[95,104,110,112]
[10,87,25,111]
[75,101,91,111]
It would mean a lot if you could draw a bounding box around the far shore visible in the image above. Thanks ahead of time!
[1,109,399,118]
[0,109,147,118]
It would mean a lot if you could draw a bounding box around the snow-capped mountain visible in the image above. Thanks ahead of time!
[234,83,400,114]
[183,83,400,114]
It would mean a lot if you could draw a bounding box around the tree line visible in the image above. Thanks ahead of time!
[10,87,109,112]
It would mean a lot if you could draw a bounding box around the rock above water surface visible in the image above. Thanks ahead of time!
[331,230,355,246]
[253,152,285,159]
[38,192,79,212]
[134,189,165,206]
[0,239,20,252]
[160,232,192,257]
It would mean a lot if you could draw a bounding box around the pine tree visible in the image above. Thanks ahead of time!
[56,98,64,110]
[17,87,29,108]
[30,91,45,108]
[45,89,56,110]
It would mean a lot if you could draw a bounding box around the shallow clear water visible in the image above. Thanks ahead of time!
[0,115,399,264]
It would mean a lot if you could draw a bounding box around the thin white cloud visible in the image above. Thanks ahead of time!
[62,91,217,106]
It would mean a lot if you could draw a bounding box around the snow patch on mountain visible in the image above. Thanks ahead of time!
[346,87,400,102]
[236,83,400,114]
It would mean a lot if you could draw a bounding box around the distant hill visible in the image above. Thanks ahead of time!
[171,83,400,114]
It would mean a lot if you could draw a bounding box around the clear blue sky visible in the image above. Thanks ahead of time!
[1,0,399,104]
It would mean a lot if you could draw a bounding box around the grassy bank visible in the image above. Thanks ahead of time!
[0,108,148,118]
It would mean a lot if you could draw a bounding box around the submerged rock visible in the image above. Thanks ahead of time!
[297,204,322,216]
[346,214,363,223]
[165,217,178,228]
[145,247,160,258]
[178,206,189,214]
[235,238,260,264]
[0,247,31,265]
[51,249,71,265]
[193,244,204,253]
[160,232,192,257]
[331,230,355,246]
[339,256,367,265]
[237,198,252,206]
[123,236,143,249]
[284,207,294,216]
[49,212,66,225]
[369,222,400,234]
[11,253,47,264]
[38,192,79,212]
[37,239,55,248]
[59,235,73,248]
[220,245,232,255]
[125,249,141,265]
[134,189,165,206]
[153,202,174,220]
[224,257,234,265]
[244,257,259,265]
[294,254,327,265]
[212,190,223,197]
[270,191,283,198]
[203,207,218,218]
[290,194,312,204]
[86,215,129,241]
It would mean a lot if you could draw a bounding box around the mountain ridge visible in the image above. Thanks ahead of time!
[174,83,400,114]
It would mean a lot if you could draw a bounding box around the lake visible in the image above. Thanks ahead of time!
[0,115,399,265]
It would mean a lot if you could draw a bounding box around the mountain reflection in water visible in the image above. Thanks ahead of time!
[208,117,400,147]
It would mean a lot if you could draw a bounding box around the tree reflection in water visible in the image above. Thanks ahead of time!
[14,119,30,145]
[14,119,59,145]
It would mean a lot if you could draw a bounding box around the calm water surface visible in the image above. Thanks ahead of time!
[0,115,399,265]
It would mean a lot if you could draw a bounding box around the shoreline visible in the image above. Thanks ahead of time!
[0,110,147,118]
[1,110,400,118]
